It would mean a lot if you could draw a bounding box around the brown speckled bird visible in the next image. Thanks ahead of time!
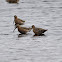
[14,15,25,25]
[13,24,32,34]
[6,0,19,3]
[32,25,47,35]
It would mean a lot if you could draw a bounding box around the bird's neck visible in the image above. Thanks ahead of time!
[33,26,35,29]
[15,17,17,20]
[17,25,21,29]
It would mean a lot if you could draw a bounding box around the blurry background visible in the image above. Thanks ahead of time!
[0,0,62,62]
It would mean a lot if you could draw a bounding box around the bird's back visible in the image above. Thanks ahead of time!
[33,27,47,35]
[17,26,30,34]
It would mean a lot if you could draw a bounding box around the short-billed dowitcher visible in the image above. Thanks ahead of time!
[13,24,32,34]
[6,0,19,3]
[32,25,47,36]
[14,15,25,25]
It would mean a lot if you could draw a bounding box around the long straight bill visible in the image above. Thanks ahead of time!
[13,27,16,32]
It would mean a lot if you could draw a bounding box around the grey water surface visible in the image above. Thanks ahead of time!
[0,0,62,62]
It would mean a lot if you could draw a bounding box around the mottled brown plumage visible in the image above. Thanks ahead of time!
[14,24,32,34]
[6,0,19,3]
[14,15,25,25]
[32,25,47,35]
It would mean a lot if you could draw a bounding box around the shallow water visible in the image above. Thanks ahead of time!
[0,0,62,62]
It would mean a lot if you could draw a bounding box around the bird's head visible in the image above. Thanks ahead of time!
[13,24,20,32]
[14,15,17,19]
[32,25,35,28]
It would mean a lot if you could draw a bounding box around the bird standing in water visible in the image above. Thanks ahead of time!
[14,15,25,25]
[32,25,47,36]
[13,24,32,34]
[6,0,19,3]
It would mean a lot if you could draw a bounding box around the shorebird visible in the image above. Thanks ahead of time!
[32,25,47,36]
[6,0,19,3]
[14,15,25,25]
[13,24,32,34]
